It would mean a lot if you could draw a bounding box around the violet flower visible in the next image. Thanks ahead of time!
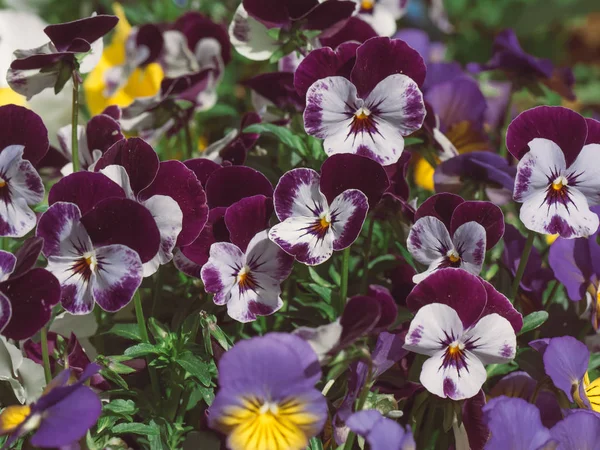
[404,268,521,400]
[508,106,600,238]
[297,37,427,165]
[346,410,415,450]
[208,333,327,450]
[268,167,368,265]
[407,193,504,283]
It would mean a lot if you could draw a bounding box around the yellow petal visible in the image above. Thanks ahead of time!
[414,157,435,191]
[0,405,30,434]
[0,88,27,108]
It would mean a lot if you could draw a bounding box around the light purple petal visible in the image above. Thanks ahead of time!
[551,410,600,450]
[0,251,16,282]
[346,410,414,450]
[36,202,94,259]
[542,336,589,402]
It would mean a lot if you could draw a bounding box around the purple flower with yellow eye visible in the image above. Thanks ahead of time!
[208,333,327,450]
[0,105,48,238]
[0,364,101,449]
[268,168,368,266]
[353,0,408,36]
[295,37,427,165]
[407,193,504,283]
[508,106,600,238]
[404,269,521,400]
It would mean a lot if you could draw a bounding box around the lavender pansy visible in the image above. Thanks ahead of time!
[407,193,504,283]
[550,410,600,450]
[346,410,415,450]
[299,37,427,165]
[201,230,293,323]
[404,269,520,400]
[353,0,408,36]
[208,333,327,450]
[508,106,600,238]
[269,168,368,266]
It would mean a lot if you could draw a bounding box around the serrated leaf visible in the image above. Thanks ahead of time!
[148,420,166,450]
[519,311,549,335]
[107,323,143,342]
[176,352,211,386]
[96,415,117,434]
[104,399,138,416]
[243,123,308,156]
[113,422,160,436]
[124,343,160,358]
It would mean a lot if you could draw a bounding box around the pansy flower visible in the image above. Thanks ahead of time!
[346,410,415,450]
[407,193,504,283]
[269,167,368,266]
[508,106,600,238]
[353,0,408,36]
[404,268,521,400]
[297,37,427,165]
[0,364,102,449]
[201,229,293,323]
[208,333,327,450]
[7,14,118,99]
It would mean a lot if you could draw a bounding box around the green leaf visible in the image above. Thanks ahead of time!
[95,415,117,434]
[148,421,166,450]
[99,368,129,390]
[106,323,142,342]
[124,343,160,358]
[310,437,324,450]
[113,422,160,436]
[308,267,335,288]
[147,318,169,340]
[175,352,212,386]
[486,361,519,378]
[395,242,417,271]
[243,123,308,156]
[404,137,424,146]
[519,311,549,335]
[305,283,332,304]
[104,399,138,416]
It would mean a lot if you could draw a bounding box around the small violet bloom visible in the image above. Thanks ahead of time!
[296,37,427,165]
[201,230,294,323]
[407,193,504,283]
[208,333,327,450]
[0,364,102,449]
[346,409,415,450]
[404,268,521,400]
[508,106,600,238]
[268,168,368,266]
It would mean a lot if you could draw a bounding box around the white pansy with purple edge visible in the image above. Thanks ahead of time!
[354,0,408,36]
[201,230,293,323]
[228,4,278,61]
[507,106,600,239]
[268,168,368,266]
[36,202,143,315]
[0,145,44,238]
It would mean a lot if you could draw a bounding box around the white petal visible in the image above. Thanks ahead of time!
[567,143,600,206]
[161,30,199,78]
[17,358,46,404]
[358,7,398,36]
[201,243,244,304]
[0,336,22,379]
[404,303,464,356]
[329,189,368,251]
[464,313,517,365]
[79,37,103,74]
[245,230,293,281]
[46,255,95,315]
[99,165,135,199]
[0,145,44,205]
[412,257,446,284]
[407,216,453,265]
[228,4,278,61]
[225,277,283,323]
[452,222,486,276]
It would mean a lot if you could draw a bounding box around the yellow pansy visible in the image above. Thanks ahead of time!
[83,4,163,116]
[0,88,27,107]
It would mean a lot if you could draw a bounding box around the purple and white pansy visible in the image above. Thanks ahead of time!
[407,193,504,283]
[201,230,294,323]
[353,0,409,37]
[268,168,368,266]
[404,268,522,400]
[297,37,427,165]
[508,106,600,238]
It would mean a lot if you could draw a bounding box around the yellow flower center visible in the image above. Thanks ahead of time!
[237,266,258,292]
[447,249,461,264]
[361,0,375,10]
[355,107,371,121]
[552,176,569,191]
[0,178,6,188]
[216,396,321,450]
[448,342,464,357]
[0,405,31,434]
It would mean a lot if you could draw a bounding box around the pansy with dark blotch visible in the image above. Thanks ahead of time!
[0,240,61,341]
[434,151,517,206]
[93,138,208,276]
[36,172,163,314]
[208,333,327,450]
[508,106,600,238]
[7,14,118,99]
[404,268,521,400]
[0,105,48,237]
[297,37,427,165]
[202,112,261,165]
[268,167,368,266]
[353,0,408,37]
[0,364,102,449]
[407,193,504,283]
[229,0,356,61]
[468,29,576,100]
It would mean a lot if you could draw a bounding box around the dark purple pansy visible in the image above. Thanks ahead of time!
[269,168,368,266]
[508,106,600,238]
[408,193,504,282]
[404,268,520,400]
[0,104,49,165]
[298,37,427,165]
[243,73,304,119]
[7,15,118,99]
[205,165,273,209]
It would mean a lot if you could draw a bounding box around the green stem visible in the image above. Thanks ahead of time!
[40,327,52,384]
[511,230,536,302]
[360,218,376,294]
[71,73,80,172]
[343,365,373,450]
[183,119,194,160]
[151,267,163,317]
[338,247,351,315]
[133,291,160,397]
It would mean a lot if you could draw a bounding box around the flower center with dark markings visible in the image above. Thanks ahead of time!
[349,107,378,137]
[442,341,467,369]
[446,249,461,264]
[237,266,259,292]
[0,178,6,188]
[70,252,97,281]
[552,175,568,191]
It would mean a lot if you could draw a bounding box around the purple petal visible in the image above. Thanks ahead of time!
[85,114,124,156]
[12,237,44,279]
[0,251,16,281]
[414,192,464,230]
[462,390,488,450]
[542,336,588,402]
[550,410,600,449]
[450,201,505,249]
[340,296,382,347]
[243,72,303,111]
[319,17,377,50]
[94,138,159,196]
[479,280,523,333]
[301,1,355,36]
[585,118,600,145]
[350,37,427,97]
[184,158,221,188]
[367,285,398,330]
[393,28,431,64]
[319,154,390,208]
[80,198,160,263]
[346,410,414,450]
[205,166,273,208]
[180,207,228,267]
[0,291,11,334]
[174,12,231,65]
[225,195,273,252]
[49,172,126,215]
[406,267,487,328]
[139,160,208,247]
[44,15,118,51]
[371,331,408,377]
[506,106,588,165]
[242,0,291,27]
[0,105,49,165]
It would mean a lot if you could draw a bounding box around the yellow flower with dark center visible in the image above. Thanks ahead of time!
[83,4,163,116]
